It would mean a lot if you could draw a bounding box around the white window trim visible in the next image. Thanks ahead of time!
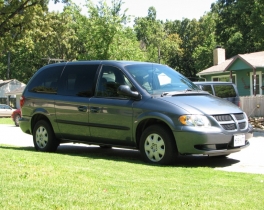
[250,71,262,95]
[211,74,237,85]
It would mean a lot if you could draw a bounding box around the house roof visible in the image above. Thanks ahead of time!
[197,51,264,76]
[0,79,13,88]
[0,79,26,96]
[5,86,25,95]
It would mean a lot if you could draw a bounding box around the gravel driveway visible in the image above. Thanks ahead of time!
[1,124,264,174]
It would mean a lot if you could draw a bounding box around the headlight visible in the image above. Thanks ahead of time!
[179,115,211,127]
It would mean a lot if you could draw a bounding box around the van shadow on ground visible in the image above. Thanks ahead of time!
[0,144,240,168]
[56,144,240,168]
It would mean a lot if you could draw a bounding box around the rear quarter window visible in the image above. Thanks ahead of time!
[28,66,64,93]
[214,85,236,98]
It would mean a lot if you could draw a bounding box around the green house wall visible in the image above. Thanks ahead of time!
[198,58,264,96]
[228,59,251,71]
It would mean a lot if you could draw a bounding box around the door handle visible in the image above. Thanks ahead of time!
[78,106,88,112]
[90,107,100,113]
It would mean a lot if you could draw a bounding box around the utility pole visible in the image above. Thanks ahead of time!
[7,52,10,106]
[7,52,10,79]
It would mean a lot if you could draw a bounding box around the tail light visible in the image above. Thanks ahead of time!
[20,96,25,108]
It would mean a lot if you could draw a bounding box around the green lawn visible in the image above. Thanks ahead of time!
[0,144,263,209]
[0,117,13,125]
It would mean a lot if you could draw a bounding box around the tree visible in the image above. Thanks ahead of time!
[211,0,264,58]
[0,0,69,52]
[108,28,146,61]
[134,7,169,63]
[0,5,78,83]
[77,0,129,60]
[192,13,217,72]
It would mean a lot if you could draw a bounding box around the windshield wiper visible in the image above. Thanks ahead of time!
[185,89,193,93]
[161,90,208,97]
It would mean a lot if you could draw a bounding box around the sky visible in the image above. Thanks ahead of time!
[49,0,217,22]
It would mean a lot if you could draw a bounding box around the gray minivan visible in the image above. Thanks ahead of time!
[19,61,253,165]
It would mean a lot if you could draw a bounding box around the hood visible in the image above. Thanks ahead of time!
[158,94,243,115]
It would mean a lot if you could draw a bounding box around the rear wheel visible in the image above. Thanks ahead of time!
[14,114,20,127]
[140,124,178,165]
[33,120,59,152]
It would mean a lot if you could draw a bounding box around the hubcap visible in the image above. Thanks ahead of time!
[36,126,48,148]
[144,133,165,162]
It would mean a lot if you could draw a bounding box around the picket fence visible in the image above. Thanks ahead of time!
[240,95,264,117]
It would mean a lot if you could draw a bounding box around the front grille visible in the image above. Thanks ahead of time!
[212,113,247,131]
[221,123,236,130]
[239,122,246,129]
[213,114,232,121]
[234,113,244,120]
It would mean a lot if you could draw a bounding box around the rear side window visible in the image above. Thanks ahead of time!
[58,64,98,97]
[214,85,236,98]
[28,66,64,93]
[199,85,213,95]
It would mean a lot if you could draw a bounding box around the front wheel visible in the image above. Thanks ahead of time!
[140,125,178,165]
[33,120,59,152]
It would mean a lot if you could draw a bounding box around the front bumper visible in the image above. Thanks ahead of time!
[173,126,253,156]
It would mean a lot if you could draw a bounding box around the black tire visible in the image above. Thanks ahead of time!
[14,114,21,127]
[139,124,178,165]
[33,120,59,152]
[209,154,229,158]
[100,145,112,149]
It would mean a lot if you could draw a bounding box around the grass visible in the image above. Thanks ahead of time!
[0,117,13,125]
[0,144,263,209]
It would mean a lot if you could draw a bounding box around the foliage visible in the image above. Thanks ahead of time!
[134,7,174,64]
[0,0,68,51]
[77,0,128,60]
[211,0,264,58]
[164,18,205,79]
[108,28,146,61]
[1,0,264,83]
[192,13,217,72]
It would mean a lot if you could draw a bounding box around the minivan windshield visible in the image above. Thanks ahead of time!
[125,64,200,95]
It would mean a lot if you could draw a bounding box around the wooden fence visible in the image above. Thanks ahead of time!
[240,95,264,117]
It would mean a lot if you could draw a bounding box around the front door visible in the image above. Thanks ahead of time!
[89,65,135,147]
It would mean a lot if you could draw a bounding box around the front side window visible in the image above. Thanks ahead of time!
[58,64,98,97]
[95,65,133,98]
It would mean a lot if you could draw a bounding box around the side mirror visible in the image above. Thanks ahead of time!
[117,85,141,100]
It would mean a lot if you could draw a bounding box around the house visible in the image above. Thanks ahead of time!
[0,79,26,108]
[196,48,264,96]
